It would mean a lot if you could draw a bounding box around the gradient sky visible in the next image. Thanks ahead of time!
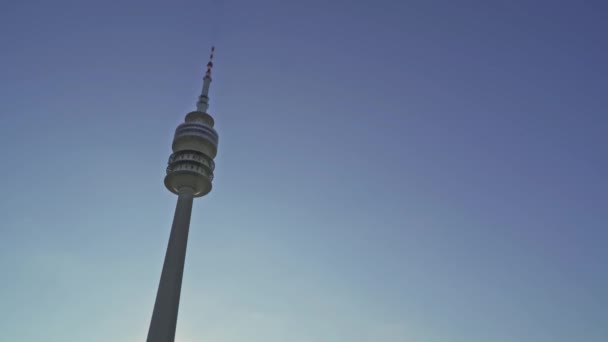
[1,1,607,341]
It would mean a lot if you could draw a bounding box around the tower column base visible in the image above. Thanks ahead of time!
[146,188,195,342]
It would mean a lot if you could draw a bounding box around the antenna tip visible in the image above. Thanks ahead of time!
[205,46,215,77]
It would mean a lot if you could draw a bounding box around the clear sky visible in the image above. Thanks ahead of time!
[0,0,606,341]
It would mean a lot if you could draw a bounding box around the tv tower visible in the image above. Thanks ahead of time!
[146,47,219,342]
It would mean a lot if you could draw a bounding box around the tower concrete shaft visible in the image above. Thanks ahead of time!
[146,189,194,342]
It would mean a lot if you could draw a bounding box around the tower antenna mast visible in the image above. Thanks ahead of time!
[197,46,215,113]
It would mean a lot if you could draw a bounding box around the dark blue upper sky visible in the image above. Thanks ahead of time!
[0,1,606,341]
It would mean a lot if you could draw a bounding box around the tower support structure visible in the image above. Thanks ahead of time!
[146,189,194,342]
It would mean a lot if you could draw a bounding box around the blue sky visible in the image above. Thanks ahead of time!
[0,0,607,341]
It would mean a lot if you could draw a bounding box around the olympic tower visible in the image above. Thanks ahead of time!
[146,47,219,342]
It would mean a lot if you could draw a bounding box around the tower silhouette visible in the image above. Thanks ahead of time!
[146,47,219,342]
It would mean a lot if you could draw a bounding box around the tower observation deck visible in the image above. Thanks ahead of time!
[146,47,219,342]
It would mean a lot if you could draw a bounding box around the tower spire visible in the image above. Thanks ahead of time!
[196,46,215,113]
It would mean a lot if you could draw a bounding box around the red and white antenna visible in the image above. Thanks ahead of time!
[197,46,216,112]
[206,46,215,78]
